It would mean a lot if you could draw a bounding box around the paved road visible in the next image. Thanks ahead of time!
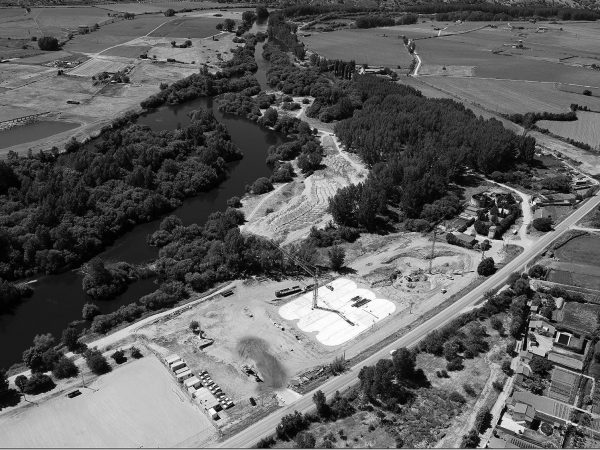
[218,194,600,448]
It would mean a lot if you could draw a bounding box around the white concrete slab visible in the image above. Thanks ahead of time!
[279,278,395,346]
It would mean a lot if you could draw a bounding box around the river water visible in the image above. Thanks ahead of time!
[0,120,79,149]
[0,31,278,370]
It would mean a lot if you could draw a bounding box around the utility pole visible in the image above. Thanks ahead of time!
[429,229,437,274]
[312,267,318,310]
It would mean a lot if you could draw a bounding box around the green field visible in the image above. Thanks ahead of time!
[419,77,600,115]
[538,111,600,149]
[555,234,600,267]
[550,234,600,290]
[63,15,168,53]
[301,28,414,68]
[148,16,222,38]
[0,6,112,38]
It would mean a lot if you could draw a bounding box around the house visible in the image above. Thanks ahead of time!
[539,193,577,206]
[512,402,536,424]
[78,25,90,34]
[454,233,478,247]
[510,391,573,425]
[488,225,498,239]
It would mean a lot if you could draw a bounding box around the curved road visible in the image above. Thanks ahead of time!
[218,194,600,448]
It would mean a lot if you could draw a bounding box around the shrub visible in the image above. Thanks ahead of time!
[583,89,592,96]
[528,264,547,279]
[501,360,513,375]
[164,8,175,16]
[24,373,56,395]
[111,349,127,364]
[490,316,503,331]
[227,196,242,208]
[38,36,60,51]
[256,436,275,448]
[533,217,553,232]
[449,391,466,404]
[492,379,504,391]
[294,432,316,448]
[530,355,553,377]
[463,383,476,397]
[461,429,480,448]
[52,356,79,379]
[477,257,495,276]
[328,245,346,271]
[85,348,112,375]
[447,357,464,371]
[251,177,273,194]
[82,303,100,321]
[130,346,143,359]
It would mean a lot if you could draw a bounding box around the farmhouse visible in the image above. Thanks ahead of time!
[509,391,573,425]
[453,233,478,247]
[512,402,536,424]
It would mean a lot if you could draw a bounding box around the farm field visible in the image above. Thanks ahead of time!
[97,1,240,14]
[538,111,600,149]
[417,76,600,114]
[301,28,414,68]
[0,356,217,448]
[557,302,600,335]
[0,6,114,39]
[399,21,600,85]
[63,15,170,53]
[554,233,600,267]
[148,16,222,38]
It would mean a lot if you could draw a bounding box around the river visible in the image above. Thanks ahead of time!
[0,27,277,370]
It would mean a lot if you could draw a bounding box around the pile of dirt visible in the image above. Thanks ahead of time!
[237,337,288,389]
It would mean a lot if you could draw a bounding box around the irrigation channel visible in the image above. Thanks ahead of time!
[0,25,282,369]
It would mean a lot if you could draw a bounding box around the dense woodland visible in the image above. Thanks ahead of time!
[0,108,242,281]
[327,75,536,229]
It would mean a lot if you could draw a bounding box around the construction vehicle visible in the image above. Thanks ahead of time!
[241,364,262,382]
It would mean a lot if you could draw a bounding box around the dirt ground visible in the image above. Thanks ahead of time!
[0,354,217,448]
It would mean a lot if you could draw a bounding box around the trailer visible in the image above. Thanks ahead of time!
[176,369,193,382]
[184,376,202,389]
[170,360,186,372]
[174,366,189,375]
[275,285,302,298]
[165,354,181,365]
